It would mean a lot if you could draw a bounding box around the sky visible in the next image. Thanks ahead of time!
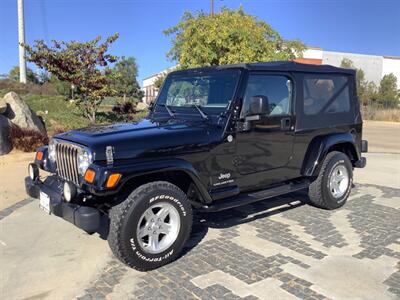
[0,0,399,84]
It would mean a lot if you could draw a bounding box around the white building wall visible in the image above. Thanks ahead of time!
[382,57,400,87]
[322,51,383,85]
[142,75,158,88]
[142,74,161,103]
[142,66,177,103]
[303,48,323,60]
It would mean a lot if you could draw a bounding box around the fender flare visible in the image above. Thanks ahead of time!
[90,157,212,203]
[301,132,360,177]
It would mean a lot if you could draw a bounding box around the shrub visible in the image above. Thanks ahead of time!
[10,124,49,152]
[0,79,39,96]
[49,120,69,136]
[0,79,58,97]
[132,109,149,121]
[40,82,58,96]
[112,101,136,114]
[24,94,90,135]
[362,106,400,122]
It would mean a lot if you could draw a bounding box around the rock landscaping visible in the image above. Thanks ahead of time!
[0,92,46,155]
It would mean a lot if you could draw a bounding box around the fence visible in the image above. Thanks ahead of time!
[361,99,400,122]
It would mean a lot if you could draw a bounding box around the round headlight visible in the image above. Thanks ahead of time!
[48,140,56,163]
[78,148,93,175]
[63,181,77,202]
[28,163,39,181]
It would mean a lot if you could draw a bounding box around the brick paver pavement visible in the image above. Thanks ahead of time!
[74,184,400,300]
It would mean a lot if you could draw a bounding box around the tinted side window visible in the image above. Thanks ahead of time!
[241,75,292,117]
[303,75,350,115]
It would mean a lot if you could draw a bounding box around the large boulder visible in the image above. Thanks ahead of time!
[0,99,7,114]
[0,115,12,155]
[2,92,46,134]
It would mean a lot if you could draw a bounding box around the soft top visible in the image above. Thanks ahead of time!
[171,61,355,75]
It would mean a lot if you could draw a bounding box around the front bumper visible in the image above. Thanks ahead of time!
[25,176,101,233]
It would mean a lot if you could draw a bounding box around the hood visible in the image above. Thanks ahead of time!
[55,118,217,161]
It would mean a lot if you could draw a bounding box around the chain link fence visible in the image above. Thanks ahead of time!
[361,99,400,122]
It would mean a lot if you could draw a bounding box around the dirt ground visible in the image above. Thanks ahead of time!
[0,151,35,210]
[0,120,398,210]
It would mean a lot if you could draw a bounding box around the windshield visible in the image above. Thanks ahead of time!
[156,69,241,109]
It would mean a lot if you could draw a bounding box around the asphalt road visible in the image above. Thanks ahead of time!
[355,121,400,189]
[0,121,399,300]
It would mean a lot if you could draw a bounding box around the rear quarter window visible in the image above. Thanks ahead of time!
[303,75,350,115]
[297,74,355,129]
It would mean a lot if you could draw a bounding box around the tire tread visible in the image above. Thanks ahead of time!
[308,151,352,210]
[107,181,191,271]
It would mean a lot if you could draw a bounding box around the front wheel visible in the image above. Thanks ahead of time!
[108,181,193,271]
[308,151,353,210]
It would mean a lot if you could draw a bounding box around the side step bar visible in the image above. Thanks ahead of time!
[198,180,309,212]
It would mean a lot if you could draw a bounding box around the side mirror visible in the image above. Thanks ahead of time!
[249,95,270,115]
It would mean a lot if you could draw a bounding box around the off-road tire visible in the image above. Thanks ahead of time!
[308,151,353,210]
[108,181,193,271]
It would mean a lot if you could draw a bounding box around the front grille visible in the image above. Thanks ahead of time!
[56,142,80,185]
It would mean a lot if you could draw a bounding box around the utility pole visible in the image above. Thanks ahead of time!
[17,0,27,84]
[210,0,214,16]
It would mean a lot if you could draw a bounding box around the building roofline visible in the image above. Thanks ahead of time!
[323,49,400,60]
[142,73,162,81]
[142,66,178,81]
[383,55,400,60]
[306,46,323,50]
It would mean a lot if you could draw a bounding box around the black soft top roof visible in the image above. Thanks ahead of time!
[172,61,355,75]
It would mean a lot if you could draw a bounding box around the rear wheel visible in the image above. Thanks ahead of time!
[108,181,193,271]
[308,151,353,210]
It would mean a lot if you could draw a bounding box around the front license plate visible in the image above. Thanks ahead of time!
[39,191,51,214]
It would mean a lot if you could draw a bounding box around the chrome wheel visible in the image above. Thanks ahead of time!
[136,202,181,254]
[329,165,349,198]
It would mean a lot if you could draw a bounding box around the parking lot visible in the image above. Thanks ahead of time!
[1,121,399,300]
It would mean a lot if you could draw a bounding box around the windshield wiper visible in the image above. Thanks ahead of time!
[191,104,209,120]
[158,103,175,118]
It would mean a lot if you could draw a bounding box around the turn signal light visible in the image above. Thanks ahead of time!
[36,151,43,161]
[106,173,121,188]
[84,169,96,183]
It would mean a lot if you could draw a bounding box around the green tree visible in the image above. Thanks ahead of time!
[341,59,365,97]
[154,73,168,90]
[364,81,379,104]
[340,58,378,105]
[38,71,51,84]
[378,73,400,107]
[8,66,39,84]
[49,75,72,97]
[23,34,119,123]
[164,8,305,69]
[109,56,143,102]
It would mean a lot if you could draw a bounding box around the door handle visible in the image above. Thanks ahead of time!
[281,117,291,130]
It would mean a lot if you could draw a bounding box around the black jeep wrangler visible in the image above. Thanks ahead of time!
[26,61,367,270]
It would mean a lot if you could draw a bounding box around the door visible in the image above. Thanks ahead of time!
[235,73,295,187]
